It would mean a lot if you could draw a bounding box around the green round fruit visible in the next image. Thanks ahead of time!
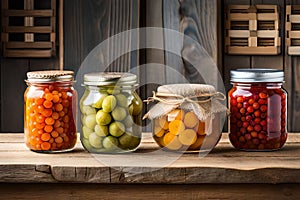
[111,107,127,121]
[94,124,108,137]
[92,93,108,109]
[88,132,103,148]
[102,136,119,150]
[96,110,112,125]
[82,125,93,139]
[131,97,143,116]
[119,132,140,150]
[81,105,96,115]
[102,95,117,112]
[107,87,120,95]
[123,115,134,128]
[82,138,93,151]
[109,121,125,137]
[85,114,97,129]
[116,94,128,107]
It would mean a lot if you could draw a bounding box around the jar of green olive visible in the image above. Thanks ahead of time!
[80,72,142,153]
[229,69,287,151]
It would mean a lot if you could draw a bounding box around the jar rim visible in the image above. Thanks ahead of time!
[83,72,137,86]
[26,70,74,82]
[230,68,284,83]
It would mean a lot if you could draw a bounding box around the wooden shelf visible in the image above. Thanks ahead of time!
[225,5,281,55]
[0,132,299,199]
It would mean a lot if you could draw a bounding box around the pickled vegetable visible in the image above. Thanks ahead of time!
[24,83,77,152]
[80,83,142,153]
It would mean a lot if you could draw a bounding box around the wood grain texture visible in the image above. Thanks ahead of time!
[0,183,299,200]
[0,133,299,184]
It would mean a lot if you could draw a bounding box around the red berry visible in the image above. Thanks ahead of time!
[248,98,255,105]
[260,105,267,112]
[254,124,261,132]
[254,110,261,117]
[253,102,259,109]
[259,92,267,99]
[247,106,254,113]
[237,96,243,103]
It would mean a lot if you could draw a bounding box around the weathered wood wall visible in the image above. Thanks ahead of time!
[1,0,300,132]
[0,0,59,132]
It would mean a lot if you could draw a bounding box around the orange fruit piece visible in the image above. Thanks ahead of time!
[163,132,182,150]
[168,109,185,121]
[189,135,205,150]
[183,112,199,128]
[169,120,185,135]
[156,117,169,130]
[196,121,206,135]
[178,129,197,146]
[154,126,165,138]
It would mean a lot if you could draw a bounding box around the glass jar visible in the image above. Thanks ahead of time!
[144,84,227,152]
[80,72,142,153]
[228,69,287,151]
[24,70,77,153]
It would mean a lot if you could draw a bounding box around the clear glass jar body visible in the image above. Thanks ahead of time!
[152,109,222,152]
[228,82,287,151]
[80,85,142,153]
[24,81,77,152]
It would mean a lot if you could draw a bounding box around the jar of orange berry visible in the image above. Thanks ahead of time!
[144,84,227,152]
[24,70,77,153]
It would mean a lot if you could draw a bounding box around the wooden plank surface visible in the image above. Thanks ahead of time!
[0,183,299,200]
[0,133,299,184]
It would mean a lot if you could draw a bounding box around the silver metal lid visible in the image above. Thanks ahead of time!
[230,68,284,83]
[26,70,74,82]
[84,72,137,86]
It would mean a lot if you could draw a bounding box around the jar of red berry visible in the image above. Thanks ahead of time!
[228,69,287,151]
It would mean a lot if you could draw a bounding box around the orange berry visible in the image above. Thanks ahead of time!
[35,98,44,105]
[41,133,51,141]
[45,93,54,101]
[55,103,63,112]
[51,131,59,138]
[45,117,55,125]
[62,92,68,99]
[36,122,45,129]
[55,136,63,144]
[59,111,65,117]
[42,109,52,117]
[44,125,53,133]
[52,112,59,120]
[52,94,60,103]
[41,142,51,150]
[52,90,59,95]
[63,115,69,123]
[43,100,53,109]
[36,115,45,123]
[62,100,69,107]
[54,120,61,128]
[55,127,64,134]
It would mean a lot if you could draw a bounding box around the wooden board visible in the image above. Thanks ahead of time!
[0,133,299,184]
[0,183,299,200]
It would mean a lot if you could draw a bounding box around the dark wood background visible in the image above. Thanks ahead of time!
[1,0,299,132]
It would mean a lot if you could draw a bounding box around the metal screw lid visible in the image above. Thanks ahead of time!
[84,72,137,86]
[26,70,74,82]
[230,68,284,83]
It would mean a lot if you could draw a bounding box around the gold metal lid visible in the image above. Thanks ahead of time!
[26,70,74,82]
